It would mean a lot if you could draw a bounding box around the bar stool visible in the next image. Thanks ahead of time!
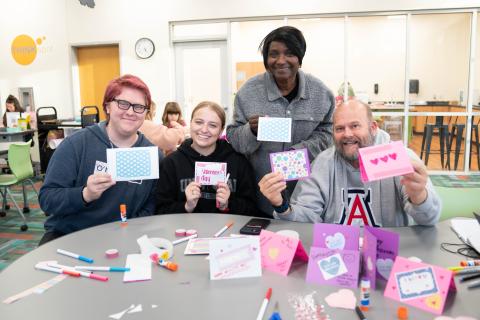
[447,116,480,170]
[420,116,449,168]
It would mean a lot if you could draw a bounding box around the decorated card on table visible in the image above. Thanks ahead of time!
[259,230,309,276]
[358,141,414,182]
[269,148,311,181]
[384,256,456,315]
[361,226,399,289]
[194,162,227,185]
[209,237,262,280]
[306,224,361,288]
[107,146,159,181]
[257,117,292,142]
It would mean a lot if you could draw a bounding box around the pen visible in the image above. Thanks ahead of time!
[172,233,198,245]
[467,278,480,289]
[454,266,480,275]
[74,266,130,272]
[268,301,282,320]
[57,249,94,263]
[460,273,480,282]
[48,262,108,282]
[355,305,367,320]
[214,221,234,237]
[35,263,80,277]
[256,288,272,320]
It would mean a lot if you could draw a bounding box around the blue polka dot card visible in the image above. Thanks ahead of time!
[269,148,311,181]
[257,117,292,142]
[106,146,159,181]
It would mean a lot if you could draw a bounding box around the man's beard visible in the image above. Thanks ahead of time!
[335,130,375,162]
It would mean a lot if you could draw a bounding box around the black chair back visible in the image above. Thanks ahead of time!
[81,106,100,128]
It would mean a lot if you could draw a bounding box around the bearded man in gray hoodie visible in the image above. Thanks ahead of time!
[259,100,441,227]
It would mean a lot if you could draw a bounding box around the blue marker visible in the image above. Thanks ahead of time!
[57,249,94,263]
[74,266,130,272]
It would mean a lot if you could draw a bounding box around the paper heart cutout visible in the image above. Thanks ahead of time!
[367,256,373,271]
[325,289,357,310]
[325,232,346,250]
[380,155,389,162]
[376,258,394,280]
[268,248,279,260]
[425,294,442,310]
[370,158,379,165]
[320,256,341,275]
[434,316,479,320]
[388,153,397,160]
[407,256,422,263]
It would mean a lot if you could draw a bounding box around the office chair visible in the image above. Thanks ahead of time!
[0,140,38,231]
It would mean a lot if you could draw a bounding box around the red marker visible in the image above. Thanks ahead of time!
[256,288,272,320]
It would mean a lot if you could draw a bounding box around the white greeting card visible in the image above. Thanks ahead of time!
[107,146,159,181]
[257,117,292,142]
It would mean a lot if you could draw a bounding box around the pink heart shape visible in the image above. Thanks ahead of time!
[370,159,379,165]
[388,153,397,160]
[380,156,388,162]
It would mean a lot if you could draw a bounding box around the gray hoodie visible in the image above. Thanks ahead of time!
[275,130,441,227]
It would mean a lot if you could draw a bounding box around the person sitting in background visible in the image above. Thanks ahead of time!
[156,101,258,215]
[259,99,441,227]
[139,101,185,153]
[162,101,186,128]
[2,94,24,127]
[39,74,160,245]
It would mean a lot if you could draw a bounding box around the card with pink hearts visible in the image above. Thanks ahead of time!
[358,141,414,182]
[306,224,361,288]
[259,229,309,276]
[361,226,399,289]
[384,256,456,315]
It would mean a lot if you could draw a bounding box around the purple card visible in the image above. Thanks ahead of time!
[306,247,360,288]
[361,229,378,289]
[269,148,311,181]
[313,223,360,250]
[364,226,399,281]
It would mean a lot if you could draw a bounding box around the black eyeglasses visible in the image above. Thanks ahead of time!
[113,99,149,114]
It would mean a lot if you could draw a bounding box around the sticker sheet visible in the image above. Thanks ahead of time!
[269,148,311,181]
[107,146,159,181]
[257,117,292,142]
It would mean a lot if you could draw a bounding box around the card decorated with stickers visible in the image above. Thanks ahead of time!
[358,141,414,182]
[106,146,159,181]
[384,256,456,315]
[306,224,361,288]
[269,148,311,181]
[259,229,309,276]
[257,117,292,142]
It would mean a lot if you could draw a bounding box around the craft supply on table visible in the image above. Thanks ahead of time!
[355,305,367,320]
[460,259,480,267]
[214,221,234,237]
[359,279,370,312]
[75,266,130,272]
[256,288,272,320]
[106,249,119,258]
[175,229,186,237]
[397,306,408,319]
[186,229,197,236]
[57,248,94,263]
[120,204,127,226]
[173,233,198,245]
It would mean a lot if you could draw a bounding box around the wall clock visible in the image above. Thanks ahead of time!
[135,38,155,59]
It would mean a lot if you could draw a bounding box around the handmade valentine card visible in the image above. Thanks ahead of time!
[306,224,361,288]
[358,141,414,182]
[269,148,311,181]
[209,237,262,280]
[384,256,456,315]
[194,162,227,185]
[259,229,309,276]
[361,226,399,289]
[257,117,292,142]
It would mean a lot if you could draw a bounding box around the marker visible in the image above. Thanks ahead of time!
[57,249,93,263]
[355,306,367,320]
[460,259,480,267]
[149,253,178,272]
[35,263,80,277]
[454,266,480,275]
[461,273,480,282]
[256,288,272,320]
[448,266,465,271]
[120,204,127,226]
[359,279,370,312]
[268,301,282,320]
[74,266,130,272]
[172,233,198,245]
[216,173,231,209]
[47,262,108,282]
[467,278,480,289]
[214,221,234,237]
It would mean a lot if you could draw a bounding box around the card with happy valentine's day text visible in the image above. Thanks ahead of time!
[358,141,414,182]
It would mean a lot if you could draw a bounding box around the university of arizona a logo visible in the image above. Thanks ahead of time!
[338,188,380,227]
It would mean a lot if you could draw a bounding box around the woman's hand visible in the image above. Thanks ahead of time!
[185,181,202,212]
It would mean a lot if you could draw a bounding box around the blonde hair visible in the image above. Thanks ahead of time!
[191,101,226,129]
[145,101,157,121]
[162,102,183,126]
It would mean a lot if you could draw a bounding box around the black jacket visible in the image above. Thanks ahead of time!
[155,139,260,216]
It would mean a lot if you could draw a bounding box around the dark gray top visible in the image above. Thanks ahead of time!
[0,215,477,319]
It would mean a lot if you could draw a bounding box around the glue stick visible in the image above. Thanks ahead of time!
[120,204,127,226]
[360,279,370,312]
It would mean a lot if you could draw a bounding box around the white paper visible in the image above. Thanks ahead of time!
[93,160,108,174]
[257,117,292,142]
[209,237,262,280]
[123,254,151,282]
[194,162,227,185]
[184,237,239,255]
[6,112,21,128]
[107,146,159,181]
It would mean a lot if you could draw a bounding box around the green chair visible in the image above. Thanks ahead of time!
[0,140,38,231]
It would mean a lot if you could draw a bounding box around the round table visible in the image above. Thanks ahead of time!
[0,214,478,319]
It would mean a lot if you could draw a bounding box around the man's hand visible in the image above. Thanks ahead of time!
[401,160,428,205]
[258,172,286,206]
[248,115,260,136]
[82,173,116,203]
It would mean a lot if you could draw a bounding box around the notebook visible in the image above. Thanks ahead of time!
[450,216,480,254]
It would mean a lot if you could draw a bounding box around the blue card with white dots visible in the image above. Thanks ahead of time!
[257,117,292,142]
[107,146,159,181]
